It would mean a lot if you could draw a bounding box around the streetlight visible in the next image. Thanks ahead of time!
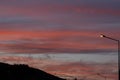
[100,34,119,68]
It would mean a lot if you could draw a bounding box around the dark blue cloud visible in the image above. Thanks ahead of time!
[0,0,120,10]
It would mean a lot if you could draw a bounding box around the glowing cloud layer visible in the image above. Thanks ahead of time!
[0,0,120,53]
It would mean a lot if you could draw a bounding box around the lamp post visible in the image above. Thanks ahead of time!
[100,34,119,68]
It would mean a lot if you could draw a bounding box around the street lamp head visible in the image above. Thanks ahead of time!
[100,34,105,38]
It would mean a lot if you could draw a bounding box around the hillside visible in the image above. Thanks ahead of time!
[0,62,65,80]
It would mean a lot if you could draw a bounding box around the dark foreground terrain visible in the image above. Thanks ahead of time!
[0,62,65,80]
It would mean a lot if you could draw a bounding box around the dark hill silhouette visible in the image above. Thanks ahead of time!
[0,62,66,80]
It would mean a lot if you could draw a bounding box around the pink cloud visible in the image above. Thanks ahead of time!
[0,30,118,53]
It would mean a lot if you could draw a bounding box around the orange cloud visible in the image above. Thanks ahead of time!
[0,30,118,53]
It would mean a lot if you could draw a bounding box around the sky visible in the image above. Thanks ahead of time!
[0,0,120,54]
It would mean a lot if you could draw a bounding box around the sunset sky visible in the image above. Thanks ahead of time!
[0,0,120,53]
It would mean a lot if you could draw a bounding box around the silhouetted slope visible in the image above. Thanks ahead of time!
[0,62,65,80]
